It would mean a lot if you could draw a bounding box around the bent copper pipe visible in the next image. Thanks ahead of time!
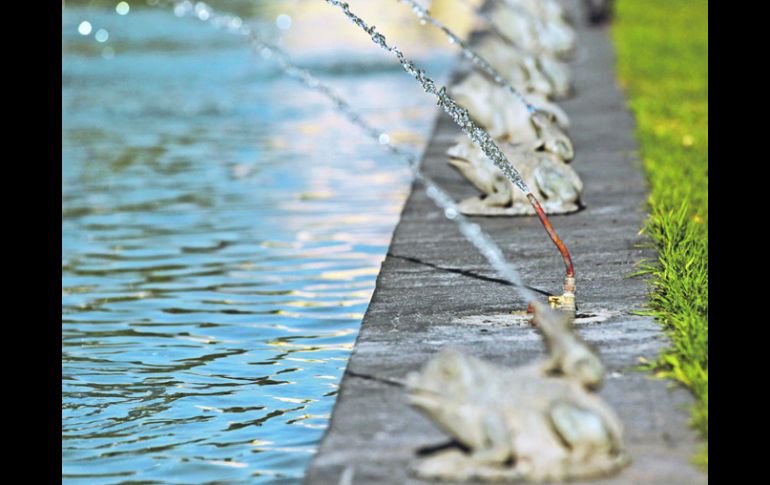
[527,194,574,279]
[526,194,577,315]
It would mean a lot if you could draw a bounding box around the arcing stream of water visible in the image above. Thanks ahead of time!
[325,0,576,288]
[328,0,531,193]
[397,0,538,112]
[164,0,539,305]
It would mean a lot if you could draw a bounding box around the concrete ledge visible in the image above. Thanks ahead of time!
[305,1,705,483]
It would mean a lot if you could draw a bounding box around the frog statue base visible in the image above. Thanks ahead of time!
[412,447,628,483]
[456,196,580,217]
[447,137,584,217]
[405,302,630,483]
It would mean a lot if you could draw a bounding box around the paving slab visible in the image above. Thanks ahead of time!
[305,1,705,483]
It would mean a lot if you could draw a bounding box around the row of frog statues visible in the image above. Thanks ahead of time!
[403,1,629,482]
[447,0,584,216]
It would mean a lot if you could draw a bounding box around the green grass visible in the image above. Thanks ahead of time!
[611,0,708,468]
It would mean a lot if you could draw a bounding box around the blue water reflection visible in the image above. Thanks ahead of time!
[63,4,452,483]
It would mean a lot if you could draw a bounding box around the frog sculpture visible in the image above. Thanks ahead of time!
[504,0,572,25]
[450,72,573,161]
[447,136,583,216]
[490,0,577,60]
[472,39,555,99]
[475,37,573,100]
[469,44,546,98]
[405,302,629,482]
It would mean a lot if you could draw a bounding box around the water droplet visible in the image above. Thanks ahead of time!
[77,21,92,36]
[101,46,115,59]
[174,0,192,17]
[444,207,458,219]
[194,2,211,21]
[229,16,243,30]
[115,2,130,15]
[378,133,389,145]
[276,14,292,30]
[260,47,272,59]
[94,29,109,43]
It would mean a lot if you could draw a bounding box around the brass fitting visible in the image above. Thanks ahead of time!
[547,276,576,313]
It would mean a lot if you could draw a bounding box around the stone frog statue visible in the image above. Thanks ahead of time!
[405,302,629,483]
[475,37,574,100]
[501,0,573,26]
[490,0,577,60]
[450,72,574,162]
[446,136,583,216]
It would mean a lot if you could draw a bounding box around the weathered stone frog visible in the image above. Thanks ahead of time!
[476,37,573,100]
[490,1,577,60]
[471,45,543,97]
[450,72,574,161]
[503,0,571,25]
[447,136,583,216]
[473,40,554,99]
[533,300,605,391]
[530,108,574,162]
[537,54,573,100]
[405,302,629,482]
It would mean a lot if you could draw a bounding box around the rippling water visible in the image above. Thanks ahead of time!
[62,3,454,483]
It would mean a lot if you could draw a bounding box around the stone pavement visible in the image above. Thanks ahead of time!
[305,1,706,483]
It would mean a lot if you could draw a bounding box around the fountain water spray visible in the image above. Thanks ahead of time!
[396,0,574,161]
[157,0,543,305]
[324,0,575,309]
[397,0,537,112]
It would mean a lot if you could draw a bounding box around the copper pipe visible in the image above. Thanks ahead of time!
[527,193,575,278]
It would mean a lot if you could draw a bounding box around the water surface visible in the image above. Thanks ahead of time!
[62,3,454,483]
